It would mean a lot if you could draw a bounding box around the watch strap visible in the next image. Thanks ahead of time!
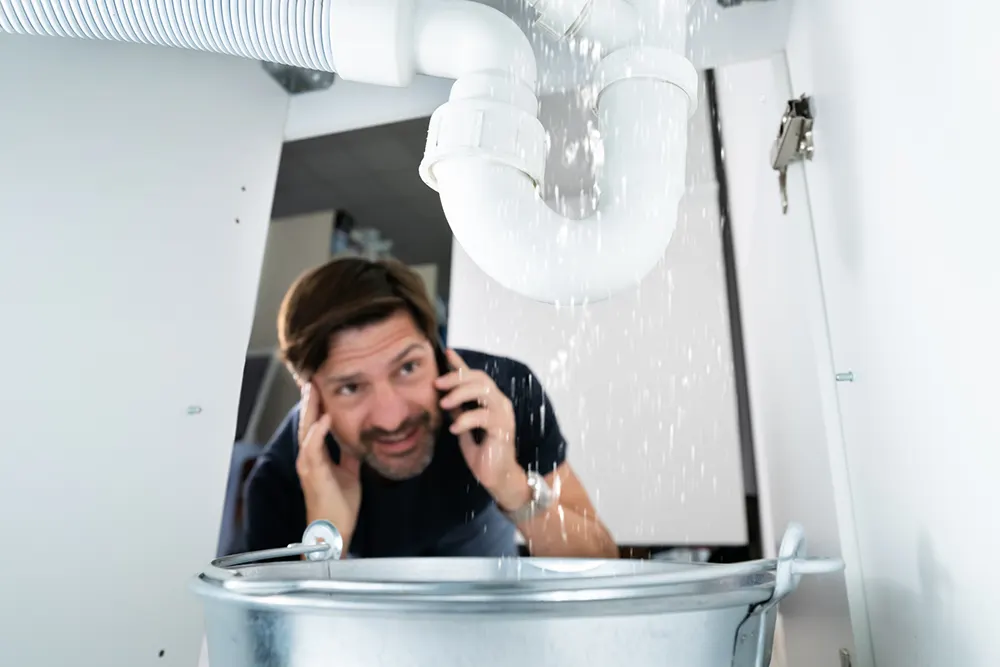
[502,470,556,524]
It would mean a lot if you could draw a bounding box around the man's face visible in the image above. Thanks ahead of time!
[310,310,442,481]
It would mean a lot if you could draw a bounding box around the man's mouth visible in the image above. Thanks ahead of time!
[373,425,422,456]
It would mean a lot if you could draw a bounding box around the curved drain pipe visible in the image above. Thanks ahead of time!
[0,0,697,304]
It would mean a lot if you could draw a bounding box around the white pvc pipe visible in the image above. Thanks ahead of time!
[413,0,536,89]
[579,0,641,51]
[0,0,693,304]
[435,79,691,304]
[411,0,694,303]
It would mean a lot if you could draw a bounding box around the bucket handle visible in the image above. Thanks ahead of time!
[212,520,343,570]
[206,521,843,600]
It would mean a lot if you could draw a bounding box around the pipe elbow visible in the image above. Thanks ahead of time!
[436,159,675,304]
[424,44,698,304]
[413,0,537,90]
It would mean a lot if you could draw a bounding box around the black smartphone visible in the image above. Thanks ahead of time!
[433,340,486,445]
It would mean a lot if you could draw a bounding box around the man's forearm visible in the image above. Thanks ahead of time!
[517,506,618,559]
[489,464,618,559]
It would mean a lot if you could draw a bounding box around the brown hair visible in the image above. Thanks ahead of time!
[277,256,439,378]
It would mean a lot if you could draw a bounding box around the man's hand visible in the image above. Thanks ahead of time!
[295,382,361,546]
[435,349,530,512]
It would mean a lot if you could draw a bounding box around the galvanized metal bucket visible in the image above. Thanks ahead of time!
[192,522,842,667]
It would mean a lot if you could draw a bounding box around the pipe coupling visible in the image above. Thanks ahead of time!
[419,79,546,192]
[593,46,700,117]
[329,0,418,87]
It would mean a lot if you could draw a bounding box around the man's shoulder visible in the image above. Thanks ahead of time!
[251,407,300,479]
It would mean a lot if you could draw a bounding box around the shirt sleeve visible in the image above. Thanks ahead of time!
[510,364,568,476]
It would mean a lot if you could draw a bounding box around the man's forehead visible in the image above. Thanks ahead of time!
[332,311,421,348]
[320,335,430,382]
[329,314,424,356]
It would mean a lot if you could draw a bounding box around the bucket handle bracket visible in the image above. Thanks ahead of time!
[730,522,833,667]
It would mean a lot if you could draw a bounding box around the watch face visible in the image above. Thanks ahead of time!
[527,472,550,504]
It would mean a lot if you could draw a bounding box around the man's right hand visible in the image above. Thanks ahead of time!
[295,382,361,550]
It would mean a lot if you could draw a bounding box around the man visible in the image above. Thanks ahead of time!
[243,256,617,559]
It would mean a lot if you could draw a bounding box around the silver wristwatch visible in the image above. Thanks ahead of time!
[502,470,558,524]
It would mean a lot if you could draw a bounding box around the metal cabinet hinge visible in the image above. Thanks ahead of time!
[770,94,815,214]
[840,649,853,667]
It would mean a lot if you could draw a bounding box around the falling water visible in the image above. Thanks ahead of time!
[448,0,747,550]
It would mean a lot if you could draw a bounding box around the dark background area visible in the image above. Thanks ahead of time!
[271,117,455,299]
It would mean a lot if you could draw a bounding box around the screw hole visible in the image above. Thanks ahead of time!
[158,649,165,658]
[241,186,246,192]
[235,218,240,224]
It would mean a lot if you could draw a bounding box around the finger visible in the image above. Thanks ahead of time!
[434,370,462,391]
[298,382,320,445]
[434,366,489,391]
[439,378,493,410]
[446,348,470,371]
[449,407,491,435]
[300,413,332,464]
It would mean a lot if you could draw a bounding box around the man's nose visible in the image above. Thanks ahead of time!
[369,382,411,431]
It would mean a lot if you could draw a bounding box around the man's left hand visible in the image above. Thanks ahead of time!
[435,348,530,511]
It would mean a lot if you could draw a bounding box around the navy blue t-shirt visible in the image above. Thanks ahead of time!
[242,349,567,558]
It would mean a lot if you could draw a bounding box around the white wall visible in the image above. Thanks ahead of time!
[777,2,999,666]
[448,81,749,546]
[718,3,1000,666]
[715,56,866,667]
[0,34,287,667]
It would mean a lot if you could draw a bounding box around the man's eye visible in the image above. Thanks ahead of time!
[336,384,359,396]
[400,361,419,376]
